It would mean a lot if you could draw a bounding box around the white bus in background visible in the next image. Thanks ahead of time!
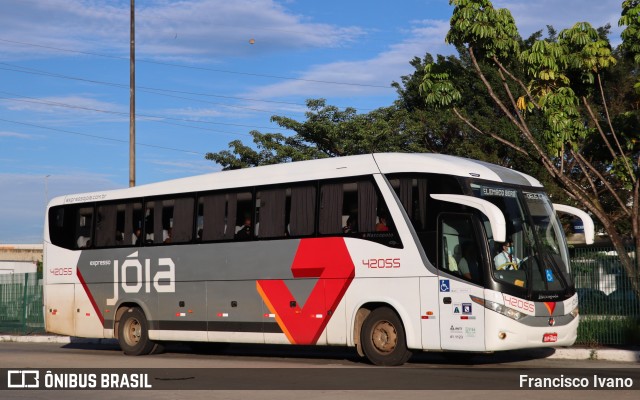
[43,153,593,366]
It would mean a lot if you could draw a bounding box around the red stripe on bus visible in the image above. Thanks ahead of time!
[76,268,105,326]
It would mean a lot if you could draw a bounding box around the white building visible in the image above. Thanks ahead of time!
[0,244,42,274]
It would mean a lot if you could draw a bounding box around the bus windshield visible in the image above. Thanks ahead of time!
[470,183,571,298]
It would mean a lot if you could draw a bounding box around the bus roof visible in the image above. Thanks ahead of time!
[49,153,542,207]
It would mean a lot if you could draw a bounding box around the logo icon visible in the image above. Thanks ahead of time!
[256,238,355,345]
[7,370,40,388]
[439,279,450,292]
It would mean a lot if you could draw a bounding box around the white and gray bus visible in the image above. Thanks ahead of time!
[43,153,593,365]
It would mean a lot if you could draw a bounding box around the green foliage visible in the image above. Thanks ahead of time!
[447,0,520,59]
[620,0,640,63]
[419,63,462,107]
[559,22,616,84]
[206,99,422,170]
[519,40,569,87]
[576,317,639,346]
[204,129,327,170]
[539,87,590,153]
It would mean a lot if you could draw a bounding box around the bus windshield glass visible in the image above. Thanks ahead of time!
[470,183,571,296]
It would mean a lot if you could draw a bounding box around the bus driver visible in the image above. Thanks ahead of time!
[494,241,520,270]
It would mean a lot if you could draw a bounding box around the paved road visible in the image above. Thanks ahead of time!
[0,341,638,400]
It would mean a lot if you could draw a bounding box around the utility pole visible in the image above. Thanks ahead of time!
[129,0,136,187]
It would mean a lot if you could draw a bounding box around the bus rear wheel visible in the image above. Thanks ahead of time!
[118,307,157,356]
[360,307,412,366]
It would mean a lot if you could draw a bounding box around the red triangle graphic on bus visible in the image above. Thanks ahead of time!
[543,302,556,315]
[256,237,355,345]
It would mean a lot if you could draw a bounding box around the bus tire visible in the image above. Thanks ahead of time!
[360,307,412,366]
[118,307,156,356]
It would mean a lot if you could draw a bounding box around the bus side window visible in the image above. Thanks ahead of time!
[200,193,231,241]
[256,188,286,239]
[234,191,254,241]
[143,201,157,244]
[95,204,117,247]
[169,197,194,244]
[319,178,401,248]
[75,207,94,249]
[125,202,144,246]
[356,180,376,233]
[319,182,343,235]
[144,197,195,245]
[49,206,78,250]
[289,185,316,237]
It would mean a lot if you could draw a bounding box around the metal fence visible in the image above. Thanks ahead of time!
[0,248,639,345]
[571,246,639,346]
[0,273,45,335]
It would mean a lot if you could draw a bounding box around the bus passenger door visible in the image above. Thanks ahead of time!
[437,213,486,351]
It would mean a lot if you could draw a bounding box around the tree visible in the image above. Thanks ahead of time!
[205,99,414,169]
[420,0,640,298]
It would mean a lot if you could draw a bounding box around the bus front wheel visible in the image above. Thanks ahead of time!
[360,307,412,366]
[118,307,157,356]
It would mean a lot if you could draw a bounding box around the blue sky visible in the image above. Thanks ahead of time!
[0,0,625,243]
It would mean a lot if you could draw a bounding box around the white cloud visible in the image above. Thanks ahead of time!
[1,95,126,116]
[244,1,625,102]
[0,0,366,61]
[245,19,453,100]
[0,131,36,139]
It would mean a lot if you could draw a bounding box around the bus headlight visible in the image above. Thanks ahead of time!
[484,299,527,321]
[570,307,579,318]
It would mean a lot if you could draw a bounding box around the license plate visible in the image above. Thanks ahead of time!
[543,333,558,343]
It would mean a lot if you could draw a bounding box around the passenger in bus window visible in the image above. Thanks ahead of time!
[77,236,90,249]
[375,215,390,232]
[163,228,172,244]
[458,243,478,280]
[343,215,357,234]
[235,217,252,240]
[132,228,141,246]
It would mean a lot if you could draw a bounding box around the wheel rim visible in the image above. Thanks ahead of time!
[371,320,397,354]
[123,317,141,346]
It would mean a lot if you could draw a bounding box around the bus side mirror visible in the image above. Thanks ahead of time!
[430,194,506,242]
[553,204,595,245]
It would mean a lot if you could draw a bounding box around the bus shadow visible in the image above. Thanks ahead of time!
[409,348,557,365]
[61,338,557,366]
[62,337,120,351]
[167,341,557,366]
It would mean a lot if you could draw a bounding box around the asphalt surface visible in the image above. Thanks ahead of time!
[1,334,638,363]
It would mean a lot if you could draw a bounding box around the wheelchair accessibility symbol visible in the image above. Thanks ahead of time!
[439,279,450,292]
[545,269,554,283]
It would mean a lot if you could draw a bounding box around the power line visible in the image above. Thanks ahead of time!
[0,117,205,156]
[0,62,377,115]
[0,37,393,89]
[0,63,306,115]
[0,91,289,137]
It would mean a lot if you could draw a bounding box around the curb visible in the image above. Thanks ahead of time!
[0,335,117,345]
[547,347,640,363]
[2,335,639,363]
